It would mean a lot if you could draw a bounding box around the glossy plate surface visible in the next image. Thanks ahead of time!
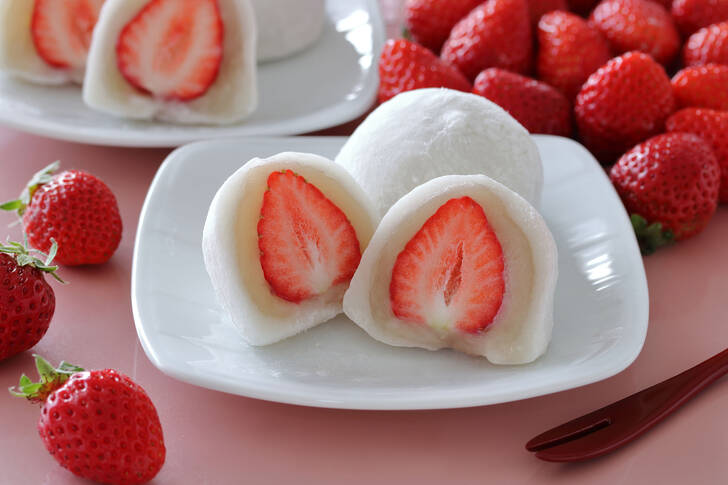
[0,0,382,147]
[132,136,649,410]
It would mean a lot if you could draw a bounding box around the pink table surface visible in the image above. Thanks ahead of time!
[1,2,728,484]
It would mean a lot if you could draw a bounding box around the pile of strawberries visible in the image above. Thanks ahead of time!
[380,0,728,252]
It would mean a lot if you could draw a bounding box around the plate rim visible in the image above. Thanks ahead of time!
[131,135,649,410]
[0,0,383,147]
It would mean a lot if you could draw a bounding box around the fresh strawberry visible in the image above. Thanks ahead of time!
[441,0,533,80]
[683,21,728,66]
[390,197,505,334]
[377,39,471,103]
[0,242,60,362]
[537,11,611,100]
[11,356,165,485]
[672,0,728,37]
[666,108,728,203]
[575,51,675,163]
[610,133,720,252]
[526,0,567,27]
[257,170,361,303]
[1,162,122,266]
[472,68,572,135]
[116,0,224,100]
[31,0,105,69]
[589,0,680,65]
[672,64,728,111]
[404,0,482,53]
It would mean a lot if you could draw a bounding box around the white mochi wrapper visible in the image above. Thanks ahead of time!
[0,0,84,84]
[203,152,378,346]
[83,0,258,124]
[343,174,558,364]
[335,88,544,217]
[251,0,325,62]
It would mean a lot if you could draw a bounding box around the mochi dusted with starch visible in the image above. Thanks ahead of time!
[335,88,544,217]
[251,0,325,62]
[343,174,558,364]
[202,152,378,346]
[83,0,257,124]
[0,0,105,85]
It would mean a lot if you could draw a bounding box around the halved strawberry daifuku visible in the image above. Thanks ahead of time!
[31,0,105,69]
[390,197,505,334]
[342,174,558,364]
[202,152,378,346]
[116,0,224,101]
[258,170,362,303]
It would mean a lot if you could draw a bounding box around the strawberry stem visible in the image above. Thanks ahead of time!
[9,355,84,403]
[0,239,64,283]
[631,214,674,255]
[0,161,59,217]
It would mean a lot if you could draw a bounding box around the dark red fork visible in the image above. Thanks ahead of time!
[526,347,728,462]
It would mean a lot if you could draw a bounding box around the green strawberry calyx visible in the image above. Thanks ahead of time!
[0,239,64,283]
[9,355,85,403]
[631,214,675,255]
[0,161,60,217]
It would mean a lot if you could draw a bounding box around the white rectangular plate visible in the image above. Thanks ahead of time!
[0,0,382,147]
[132,136,649,410]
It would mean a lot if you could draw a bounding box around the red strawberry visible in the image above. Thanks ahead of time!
[116,0,223,101]
[666,108,728,203]
[672,64,728,111]
[404,0,482,53]
[472,68,572,135]
[257,170,362,303]
[11,356,165,485]
[441,0,533,80]
[31,0,105,69]
[526,0,567,27]
[683,21,728,66]
[390,197,505,334]
[1,162,122,266]
[589,0,680,65]
[0,243,60,361]
[377,39,471,103]
[575,51,675,163]
[672,0,728,37]
[537,11,611,100]
[610,133,720,252]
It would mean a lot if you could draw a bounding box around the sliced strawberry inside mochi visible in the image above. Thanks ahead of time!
[258,170,362,303]
[116,0,224,101]
[390,197,505,334]
[31,0,105,69]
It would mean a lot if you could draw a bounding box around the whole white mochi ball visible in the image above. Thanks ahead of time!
[335,88,544,217]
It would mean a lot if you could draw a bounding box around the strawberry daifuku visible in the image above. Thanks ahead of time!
[336,88,543,217]
[343,175,558,364]
[0,0,105,84]
[250,0,325,62]
[202,152,378,345]
[83,0,257,124]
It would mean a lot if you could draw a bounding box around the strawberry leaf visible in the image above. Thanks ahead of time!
[0,239,64,283]
[631,214,675,255]
[1,161,59,217]
[9,355,85,403]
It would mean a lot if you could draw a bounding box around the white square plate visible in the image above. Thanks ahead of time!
[132,136,648,410]
[0,0,382,147]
